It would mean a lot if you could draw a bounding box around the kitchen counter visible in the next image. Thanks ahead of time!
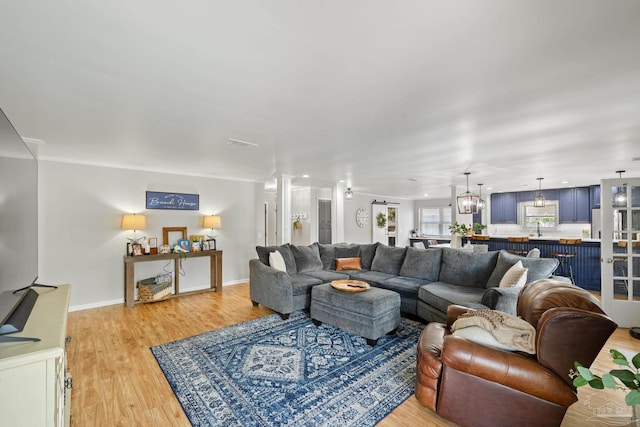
[409,236,602,291]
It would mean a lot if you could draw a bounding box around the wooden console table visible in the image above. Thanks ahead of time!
[123,250,222,307]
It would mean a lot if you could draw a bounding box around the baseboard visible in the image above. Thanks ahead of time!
[68,279,248,312]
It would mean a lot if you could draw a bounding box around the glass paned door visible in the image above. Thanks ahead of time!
[601,179,640,327]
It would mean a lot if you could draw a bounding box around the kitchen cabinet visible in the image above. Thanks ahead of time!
[559,187,591,223]
[490,193,517,224]
[590,185,601,208]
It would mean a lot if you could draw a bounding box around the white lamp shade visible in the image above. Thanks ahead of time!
[121,214,146,231]
[203,215,222,229]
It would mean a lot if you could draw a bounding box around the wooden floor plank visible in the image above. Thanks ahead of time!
[67,283,640,426]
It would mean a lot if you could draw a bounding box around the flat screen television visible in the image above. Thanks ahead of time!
[0,108,39,338]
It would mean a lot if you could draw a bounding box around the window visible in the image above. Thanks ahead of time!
[419,207,451,236]
[523,204,557,229]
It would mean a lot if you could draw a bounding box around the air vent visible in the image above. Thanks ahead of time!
[227,138,258,148]
[408,177,422,182]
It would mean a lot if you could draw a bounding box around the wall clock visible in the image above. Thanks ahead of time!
[356,207,369,228]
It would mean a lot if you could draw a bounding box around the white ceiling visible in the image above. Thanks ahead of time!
[2,1,640,199]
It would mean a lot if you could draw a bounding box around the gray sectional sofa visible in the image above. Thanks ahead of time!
[249,242,561,322]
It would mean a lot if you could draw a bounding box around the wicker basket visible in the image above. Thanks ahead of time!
[137,274,173,303]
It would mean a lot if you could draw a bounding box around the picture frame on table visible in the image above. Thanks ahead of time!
[191,241,201,252]
[177,239,191,252]
[148,237,158,255]
[206,239,216,251]
[202,241,210,251]
[132,243,143,256]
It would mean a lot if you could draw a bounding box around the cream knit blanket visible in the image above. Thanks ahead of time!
[451,310,536,354]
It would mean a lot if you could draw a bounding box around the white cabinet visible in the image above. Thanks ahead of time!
[372,204,399,246]
[0,285,71,426]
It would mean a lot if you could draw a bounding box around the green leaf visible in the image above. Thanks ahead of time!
[613,358,631,367]
[632,353,640,370]
[611,349,629,363]
[573,376,588,387]
[602,374,620,389]
[588,378,605,389]
[610,369,638,388]
[577,366,595,381]
[626,390,640,406]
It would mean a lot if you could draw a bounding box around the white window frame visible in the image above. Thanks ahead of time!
[418,207,451,236]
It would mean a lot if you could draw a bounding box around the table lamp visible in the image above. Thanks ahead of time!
[121,214,147,254]
[203,215,221,250]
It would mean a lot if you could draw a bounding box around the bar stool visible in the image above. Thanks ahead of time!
[613,240,640,293]
[550,238,581,284]
[507,237,529,256]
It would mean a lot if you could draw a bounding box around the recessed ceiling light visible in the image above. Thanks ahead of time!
[561,181,569,184]
[301,174,309,178]
[226,138,258,148]
[339,180,345,183]
[423,193,429,197]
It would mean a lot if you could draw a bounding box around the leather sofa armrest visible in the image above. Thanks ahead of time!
[441,335,578,406]
[415,322,449,410]
[446,305,473,329]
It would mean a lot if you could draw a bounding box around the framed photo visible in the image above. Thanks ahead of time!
[132,243,143,256]
[159,244,172,254]
[191,241,201,252]
[148,237,158,255]
[177,239,191,252]
[202,241,210,250]
[207,239,216,251]
[162,226,187,246]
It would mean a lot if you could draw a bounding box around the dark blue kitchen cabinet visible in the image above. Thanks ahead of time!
[559,187,591,223]
[590,185,601,208]
[490,193,517,224]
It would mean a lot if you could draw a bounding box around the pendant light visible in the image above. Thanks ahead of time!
[344,187,354,199]
[477,183,486,210]
[457,172,480,214]
[614,170,627,207]
[533,178,545,207]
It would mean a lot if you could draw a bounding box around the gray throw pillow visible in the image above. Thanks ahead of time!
[486,250,560,288]
[317,243,336,270]
[291,243,323,273]
[371,244,407,275]
[255,244,297,274]
[335,244,360,259]
[359,243,379,270]
[439,248,499,288]
[399,247,442,281]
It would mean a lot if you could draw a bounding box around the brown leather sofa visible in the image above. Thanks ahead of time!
[415,279,617,427]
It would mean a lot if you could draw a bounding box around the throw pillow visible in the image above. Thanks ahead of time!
[268,251,287,272]
[439,248,499,288]
[451,309,536,354]
[335,257,362,271]
[398,247,442,281]
[358,242,379,270]
[255,244,297,274]
[370,244,407,275]
[499,261,528,288]
[486,250,559,288]
[291,243,323,273]
[335,245,361,259]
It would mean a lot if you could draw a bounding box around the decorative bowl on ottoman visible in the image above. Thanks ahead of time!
[310,283,401,345]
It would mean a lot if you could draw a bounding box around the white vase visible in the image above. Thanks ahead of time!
[450,234,462,248]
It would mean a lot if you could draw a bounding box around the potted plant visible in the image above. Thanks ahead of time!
[571,349,640,421]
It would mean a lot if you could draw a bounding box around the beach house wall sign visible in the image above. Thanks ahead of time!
[146,191,200,210]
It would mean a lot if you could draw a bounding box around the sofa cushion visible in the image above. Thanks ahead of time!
[318,243,337,270]
[335,244,361,259]
[399,247,442,282]
[486,250,560,288]
[289,274,323,296]
[439,248,499,288]
[349,270,397,288]
[358,243,379,270]
[418,282,489,314]
[336,257,362,271]
[256,244,297,274]
[371,245,407,275]
[299,270,350,282]
[291,243,323,273]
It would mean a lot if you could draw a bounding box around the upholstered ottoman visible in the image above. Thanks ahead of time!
[310,283,401,345]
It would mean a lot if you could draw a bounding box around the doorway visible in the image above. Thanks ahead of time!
[318,199,331,244]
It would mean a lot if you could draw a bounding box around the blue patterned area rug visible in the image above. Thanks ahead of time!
[151,311,423,426]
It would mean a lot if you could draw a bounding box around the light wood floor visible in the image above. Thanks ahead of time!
[67,283,640,427]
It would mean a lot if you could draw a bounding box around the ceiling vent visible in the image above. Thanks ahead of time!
[227,138,258,148]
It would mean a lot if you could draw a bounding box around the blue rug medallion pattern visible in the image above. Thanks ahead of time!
[151,311,423,426]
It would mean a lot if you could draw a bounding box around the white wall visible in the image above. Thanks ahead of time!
[39,161,257,310]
